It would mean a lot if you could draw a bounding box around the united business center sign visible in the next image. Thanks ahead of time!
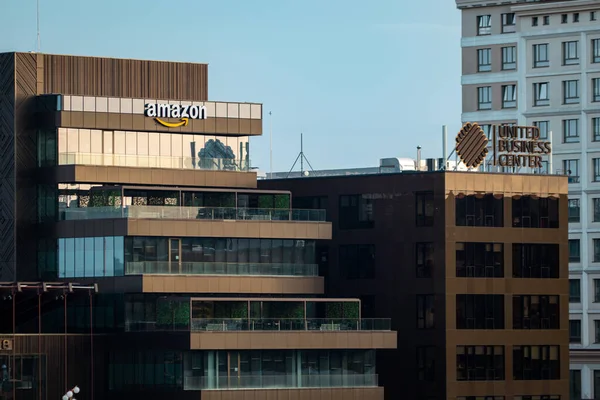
[144,103,207,128]
[455,122,551,169]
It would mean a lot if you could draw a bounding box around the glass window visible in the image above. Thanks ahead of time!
[595,199,600,222]
[533,121,549,140]
[105,236,115,277]
[593,118,600,142]
[594,239,600,262]
[513,243,559,278]
[595,370,600,400]
[595,320,600,343]
[456,243,503,278]
[571,370,582,400]
[416,294,435,329]
[478,86,492,110]
[593,39,600,63]
[533,44,549,68]
[339,194,374,229]
[513,295,559,330]
[563,159,579,183]
[563,119,579,142]
[502,13,516,33]
[416,243,434,278]
[563,81,579,104]
[114,236,125,276]
[416,192,435,227]
[593,79,600,103]
[502,85,517,108]
[568,199,580,222]
[478,48,491,72]
[532,16,538,27]
[570,279,581,302]
[512,196,559,228]
[456,345,504,381]
[513,345,560,380]
[84,237,94,277]
[534,82,549,106]
[570,320,581,343]
[569,240,581,262]
[594,158,600,182]
[457,294,504,329]
[478,15,491,35]
[75,237,85,277]
[563,41,579,65]
[502,46,516,70]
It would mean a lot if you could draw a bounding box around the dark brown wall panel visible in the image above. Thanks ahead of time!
[0,53,16,281]
[14,53,40,280]
[43,54,208,101]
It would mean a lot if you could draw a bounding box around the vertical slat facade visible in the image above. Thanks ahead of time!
[0,53,16,281]
[12,335,105,400]
[43,55,208,101]
[14,53,40,280]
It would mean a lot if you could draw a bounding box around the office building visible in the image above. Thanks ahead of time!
[456,0,600,397]
[260,170,570,400]
[0,52,396,400]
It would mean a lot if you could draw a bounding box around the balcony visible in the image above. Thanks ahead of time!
[125,318,391,332]
[183,374,379,390]
[60,205,326,222]
[125,261,319,277]
[190,318,392,332]
[58,152,251,172]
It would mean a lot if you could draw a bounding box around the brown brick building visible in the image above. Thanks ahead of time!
[260,171,570,400]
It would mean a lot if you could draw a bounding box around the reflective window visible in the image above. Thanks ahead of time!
[57,128,251,171]
[108,349,376,391]
[58,236,125,277]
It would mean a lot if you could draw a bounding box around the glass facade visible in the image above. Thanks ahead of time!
[58,236,125,278]
[108,349,376,391]
[48,128,250,171]
[125,237,315,266]
[56,237,316,278]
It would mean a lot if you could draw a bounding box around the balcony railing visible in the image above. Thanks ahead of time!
[58,152,251,172]
[124,318,392,332]
[60,205,327,222]
[125,261,319,276]
[183,374,379,390]
[191,318,391,332]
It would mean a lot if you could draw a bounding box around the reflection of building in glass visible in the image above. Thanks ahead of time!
[0,52,396,400]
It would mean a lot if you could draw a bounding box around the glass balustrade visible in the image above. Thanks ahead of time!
[125,261,318,276]
[61,205,326,222]
[183,374,379,390]
[125,318,391,332]
[58,152,251,172]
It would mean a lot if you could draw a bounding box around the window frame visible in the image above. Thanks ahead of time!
[533,44,549,68]
[563,80,579,104]
[563,119,579,143]
[563,41,579,65]
[533,82,549,106]
[502,84,517,108]
[501,46,516,70]
[477,15,492,35]
[477,48,492,72]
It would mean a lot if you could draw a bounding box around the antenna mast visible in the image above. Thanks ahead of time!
[285,132,315,178]
[36,0,40,52]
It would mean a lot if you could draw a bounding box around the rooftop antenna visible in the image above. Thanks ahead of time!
[286,132,315,178]
[36,0,40,52]
[269,111,273,179]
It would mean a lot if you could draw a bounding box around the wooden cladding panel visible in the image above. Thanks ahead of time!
[43,54,208,101]
[9,335,105,400]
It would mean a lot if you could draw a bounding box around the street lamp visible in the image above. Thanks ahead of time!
[62,385,80,400]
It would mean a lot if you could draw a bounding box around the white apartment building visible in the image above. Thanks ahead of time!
[456,0,600,398]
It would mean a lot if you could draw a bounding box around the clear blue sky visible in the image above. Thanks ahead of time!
[1,0,462,172]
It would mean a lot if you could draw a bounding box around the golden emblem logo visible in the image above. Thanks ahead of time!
[455,122,489,169]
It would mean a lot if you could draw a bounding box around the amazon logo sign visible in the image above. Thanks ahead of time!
[144,103,207,128]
